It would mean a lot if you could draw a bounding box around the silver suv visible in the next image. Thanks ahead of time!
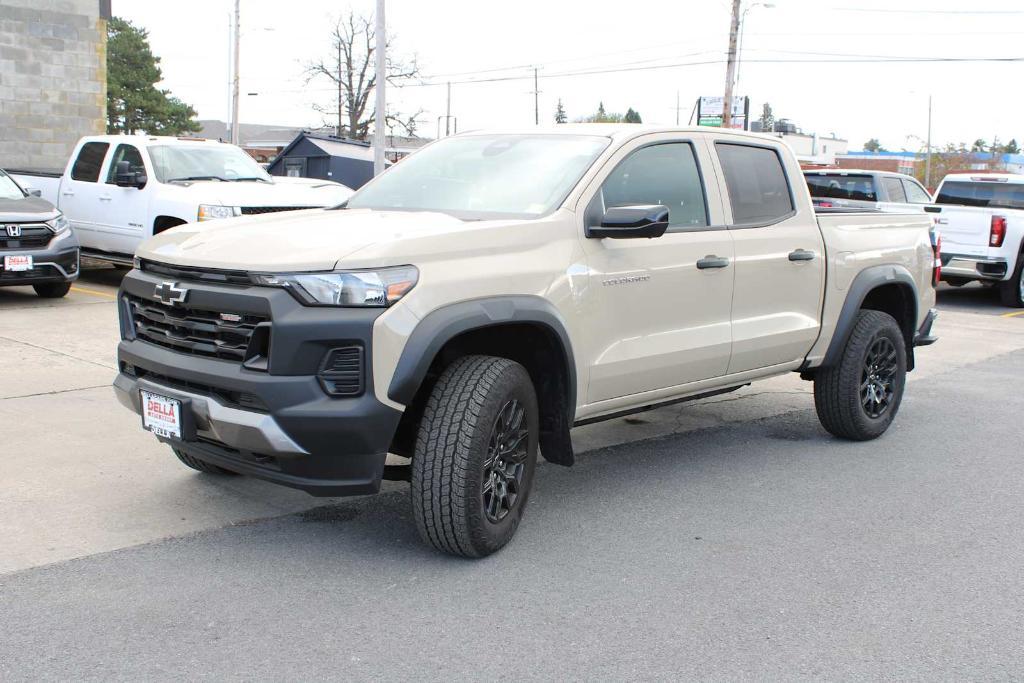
[805,169,933,212]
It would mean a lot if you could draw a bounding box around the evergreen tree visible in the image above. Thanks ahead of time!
[623,108,642,123]
[106,17,200,135]
[555,99,567,124]
[759,103,775,132]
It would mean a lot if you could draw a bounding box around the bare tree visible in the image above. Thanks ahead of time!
[306,11,421,141]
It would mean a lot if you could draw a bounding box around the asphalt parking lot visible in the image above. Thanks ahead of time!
[2,268,1023,679]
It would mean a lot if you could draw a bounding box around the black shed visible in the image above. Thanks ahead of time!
[266,132,387,189]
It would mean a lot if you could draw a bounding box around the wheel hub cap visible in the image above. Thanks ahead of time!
[861,337,898,419]
[482,399,529,524]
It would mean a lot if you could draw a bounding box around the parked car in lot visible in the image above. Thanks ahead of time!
[0,168,79,298]
[12,136,353,266]
[113,126,938,557]
[926,173,1024,306]
[804,169,933,212]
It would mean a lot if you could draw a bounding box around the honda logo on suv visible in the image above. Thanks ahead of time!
[154,281,188,306]
[5,225,21,238]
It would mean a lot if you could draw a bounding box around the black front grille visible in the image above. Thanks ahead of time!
[126,365,268,412]
[240,206,311,215]
[318,346,364,396]
[140,260,252,286]
[127,294,269,362]
[0,225,52,250]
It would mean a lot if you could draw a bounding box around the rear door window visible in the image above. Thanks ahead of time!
[805,173,877,202]
[598,142,708,230]
[882,177,907,203]
[716,143,794,225]
[70,142,110,182]
[935,181,1024,210]
[902,179,931,204]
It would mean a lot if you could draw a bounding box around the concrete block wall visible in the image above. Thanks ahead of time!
[0,0,106,172]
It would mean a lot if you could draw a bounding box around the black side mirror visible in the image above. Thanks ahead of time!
[114,160,146,189]
[587,205,670,239]
[28,189,41,197]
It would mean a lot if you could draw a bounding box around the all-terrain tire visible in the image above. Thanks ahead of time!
[814,310,907,441]
[173,448,239,475]
[998,254,1024,307]
[411,355,539,558]
[33,282,71,298]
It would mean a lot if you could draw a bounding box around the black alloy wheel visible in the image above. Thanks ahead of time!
[861,337,899,419]
[482,399,530,524]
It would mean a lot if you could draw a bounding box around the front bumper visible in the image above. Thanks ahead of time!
[114,267,403,497]
[0,232,80,286]
[941,253,1009,281]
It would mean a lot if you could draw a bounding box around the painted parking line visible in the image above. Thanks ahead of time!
[69,286,117,300]
[1000,310,1024,318]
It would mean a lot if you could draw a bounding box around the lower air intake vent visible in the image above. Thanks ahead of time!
[318,346,364,397]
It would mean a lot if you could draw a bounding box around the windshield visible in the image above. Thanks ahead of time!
[346,134,609,219]
[0,171,26,200]
[935,181,1024,210]
[805,174,877,202]
[149,144,271,183]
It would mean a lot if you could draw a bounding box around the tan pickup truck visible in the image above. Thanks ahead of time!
[113,125,939,557]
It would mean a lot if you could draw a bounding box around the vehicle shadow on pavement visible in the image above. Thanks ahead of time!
[270,406,837,565]
[936,282,1009,314]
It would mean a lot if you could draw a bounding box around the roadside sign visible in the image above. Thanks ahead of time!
[697,96,750,130]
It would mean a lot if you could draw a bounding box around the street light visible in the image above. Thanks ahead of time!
[735,2,774,95]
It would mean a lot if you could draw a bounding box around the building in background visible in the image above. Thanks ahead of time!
[0,0,110,171]
[834,151,921,176]
[266,132,386,189]
[750,119,847,166]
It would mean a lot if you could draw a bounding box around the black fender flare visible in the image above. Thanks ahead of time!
[387,295,577,422]
[821,264,919,369]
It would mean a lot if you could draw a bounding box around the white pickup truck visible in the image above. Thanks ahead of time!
[114,125,939,557]
[12,136,354,265]
[927,173,1024,306]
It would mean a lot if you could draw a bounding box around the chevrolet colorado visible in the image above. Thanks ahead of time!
[113,126,939,557]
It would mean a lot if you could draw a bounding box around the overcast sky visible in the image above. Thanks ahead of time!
[118,0,1024,151]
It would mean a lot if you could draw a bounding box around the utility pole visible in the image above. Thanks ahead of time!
[231,0,240,145]
[445,81,451,136]
[533,68,539,125]
[342,39,350,138]
[925,95,933,188]
[722,0,741,129]
[373,0,386,176]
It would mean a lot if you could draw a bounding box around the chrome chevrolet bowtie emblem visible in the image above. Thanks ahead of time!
[154,281,188,306]
[5,225,21,238]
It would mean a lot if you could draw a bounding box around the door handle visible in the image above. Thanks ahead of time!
[99,195,112,202]
[696,255,730,270]
[788,249,816,262]
[61,192,74,197]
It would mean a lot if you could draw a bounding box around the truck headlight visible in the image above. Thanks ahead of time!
[251,266,418,307]
[46,214,70,235]
[197,204,241,221]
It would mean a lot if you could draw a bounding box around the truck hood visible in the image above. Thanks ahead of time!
[137,208,470,272]
[165,178,353,207]
[0,196,59,223]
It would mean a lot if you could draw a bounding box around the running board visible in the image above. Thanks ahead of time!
[573,384,749,427]
[81,249,134,266]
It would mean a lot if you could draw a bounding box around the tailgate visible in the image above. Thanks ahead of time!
[927,206,991,254]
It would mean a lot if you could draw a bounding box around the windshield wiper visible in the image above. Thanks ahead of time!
[167,175,227,182]
[233,177,270,182]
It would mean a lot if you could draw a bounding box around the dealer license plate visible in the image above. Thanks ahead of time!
[141,390,182,439]
[3,255,32,272]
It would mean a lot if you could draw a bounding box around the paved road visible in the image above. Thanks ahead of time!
[2,266,1023,679]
